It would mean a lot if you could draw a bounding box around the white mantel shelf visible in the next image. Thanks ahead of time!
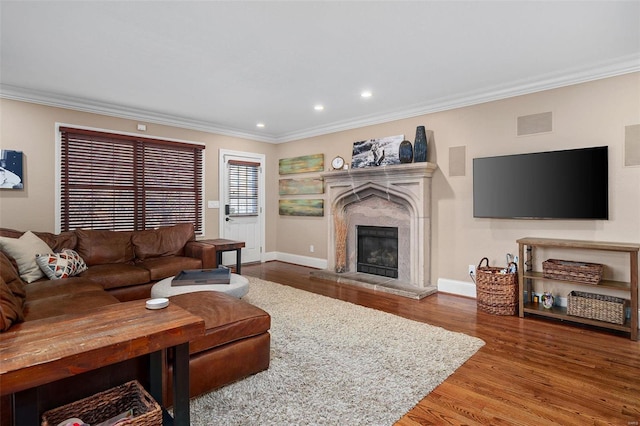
[321,162,438,182]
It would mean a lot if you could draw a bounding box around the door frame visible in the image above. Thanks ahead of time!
[218,149,266,263]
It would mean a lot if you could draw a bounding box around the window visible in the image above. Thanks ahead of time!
[227,160,259,216]
[59,127,204,234]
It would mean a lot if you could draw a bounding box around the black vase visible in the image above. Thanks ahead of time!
[399,140,413,163]
[414,126,428,162]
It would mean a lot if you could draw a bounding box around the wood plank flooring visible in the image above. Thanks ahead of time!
[243,261,640,426]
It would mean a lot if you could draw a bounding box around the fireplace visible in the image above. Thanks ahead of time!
[316,162,438,298]
[357,226,398,278]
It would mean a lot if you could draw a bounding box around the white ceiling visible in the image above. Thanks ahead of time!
[1,1,639,143]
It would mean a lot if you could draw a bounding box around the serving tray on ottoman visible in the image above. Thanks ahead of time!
[172,266,230,286]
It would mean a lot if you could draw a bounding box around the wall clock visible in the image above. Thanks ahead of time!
[331,156,345,170]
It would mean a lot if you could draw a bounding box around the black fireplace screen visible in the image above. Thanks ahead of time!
[357,226,398,278]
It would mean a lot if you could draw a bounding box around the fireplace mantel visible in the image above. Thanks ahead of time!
[319,162,437,296]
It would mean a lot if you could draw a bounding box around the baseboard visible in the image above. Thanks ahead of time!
[266,252,328,269]
[437,278,477,298]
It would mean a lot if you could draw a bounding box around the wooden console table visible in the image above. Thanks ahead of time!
[0,300,205,425]
[199,238,245,274]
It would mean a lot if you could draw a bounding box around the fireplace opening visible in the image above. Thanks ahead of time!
[357,226,398,278]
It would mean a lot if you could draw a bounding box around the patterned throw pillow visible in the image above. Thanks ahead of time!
[35,249,88,280]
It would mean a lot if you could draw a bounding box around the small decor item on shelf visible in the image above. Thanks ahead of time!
[542,258,604,284]
[474,257,518,315]
[398,140,413,163]
[541,292,554,309]
[413,126,428,162]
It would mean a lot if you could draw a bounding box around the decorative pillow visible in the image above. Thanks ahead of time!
[0,231,53,283]
[36,249,88,280]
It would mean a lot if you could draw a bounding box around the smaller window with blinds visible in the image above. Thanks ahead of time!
[227,160,260,216]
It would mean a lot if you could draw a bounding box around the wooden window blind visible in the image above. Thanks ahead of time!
[227,160,259,216]
[59,127,204,234]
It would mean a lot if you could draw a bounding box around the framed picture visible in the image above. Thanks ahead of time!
[279,199,324,217]
[351,135,404,169]
[279,178,324,195]
[279,154,324,175]
[0,150,24,189]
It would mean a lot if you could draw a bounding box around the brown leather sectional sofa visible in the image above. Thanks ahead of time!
[0,223,270,423]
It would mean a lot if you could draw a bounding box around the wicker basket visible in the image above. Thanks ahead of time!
[542,259,603,284]
[567,291,629,325]
[475,257,518,315]
[41,380,161,426]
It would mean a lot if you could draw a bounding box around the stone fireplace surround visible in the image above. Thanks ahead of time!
[311,162,438,299]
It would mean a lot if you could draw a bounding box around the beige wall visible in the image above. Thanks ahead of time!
[275,73,640,290]
[0,100,279,252]
[1,73,639,291]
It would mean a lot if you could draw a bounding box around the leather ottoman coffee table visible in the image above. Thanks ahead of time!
[151,273,249,298]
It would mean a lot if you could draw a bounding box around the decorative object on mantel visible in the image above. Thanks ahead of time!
[333,207,348,273]
[279,177,324,195]
[399,140,413,163]
[278,199,324,217]
[351,135,404,168]
[0,149,24,189]
[413,126,428,162]
[330,156,345,170]
[278,153,324,175]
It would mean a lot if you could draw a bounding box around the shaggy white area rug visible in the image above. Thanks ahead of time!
[189,277,484,425]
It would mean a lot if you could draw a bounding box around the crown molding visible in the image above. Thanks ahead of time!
[2,54,638,144]
[277,54,640,143]
[0,84,278,144]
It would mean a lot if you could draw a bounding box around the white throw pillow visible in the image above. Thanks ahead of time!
[0,231,53,283]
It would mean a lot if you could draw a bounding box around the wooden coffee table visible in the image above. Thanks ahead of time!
[0,300,204,425]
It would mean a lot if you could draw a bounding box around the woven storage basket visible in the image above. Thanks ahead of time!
[41,380,161,426]
[567,291,629,325]
[475,257,518,315]
[542,259,603,284]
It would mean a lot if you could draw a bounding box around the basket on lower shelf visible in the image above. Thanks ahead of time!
[542,258,603,284]
[566,291,629,325]
[475,257,518,316]
[41,380,161,426]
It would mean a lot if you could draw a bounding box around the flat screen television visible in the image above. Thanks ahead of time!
[473,146,608,219]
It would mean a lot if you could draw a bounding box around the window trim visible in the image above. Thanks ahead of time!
[55,123,206,234]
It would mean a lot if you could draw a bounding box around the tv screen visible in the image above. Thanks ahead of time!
[473,146,608,219]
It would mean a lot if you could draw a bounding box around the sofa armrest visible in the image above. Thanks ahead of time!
[184,241,217,269]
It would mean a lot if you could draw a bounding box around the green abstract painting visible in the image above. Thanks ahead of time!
[279,178,324,195]
[279,153,324,175]
[279,199,324,216]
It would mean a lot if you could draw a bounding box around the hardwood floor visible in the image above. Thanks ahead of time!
[242,261,640,426]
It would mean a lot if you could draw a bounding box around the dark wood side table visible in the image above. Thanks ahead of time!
[0,301,204,425]
[198,239,246,274]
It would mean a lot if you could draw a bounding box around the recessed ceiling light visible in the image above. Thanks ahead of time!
[314,104,324,111]
[256,123,265,128]
[361,91,373,98]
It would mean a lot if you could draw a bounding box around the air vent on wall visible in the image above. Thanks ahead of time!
[625,124,640,167]
[517,111,552,136]
[449,146,466,177]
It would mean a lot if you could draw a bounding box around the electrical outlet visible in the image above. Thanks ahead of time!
[468,264,476,276]
[310,245,314,253]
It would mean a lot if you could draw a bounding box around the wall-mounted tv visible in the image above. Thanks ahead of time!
[473,146,608,220]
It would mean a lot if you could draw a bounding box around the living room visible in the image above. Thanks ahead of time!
[1,1,639,425]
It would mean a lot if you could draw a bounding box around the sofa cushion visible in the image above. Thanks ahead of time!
[169,291,271,355]
[76,229,134,266]
[0,231,52,283]
[35,249,88,280]
[78,264,150,290]
[136,256,202,281]
[25,277,103,301]
[21,290,120,322]
[131,223,194,261]
[0,276,26,331]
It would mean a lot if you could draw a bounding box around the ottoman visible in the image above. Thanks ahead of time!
[151,273,250,298]
[163,290,271,405]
